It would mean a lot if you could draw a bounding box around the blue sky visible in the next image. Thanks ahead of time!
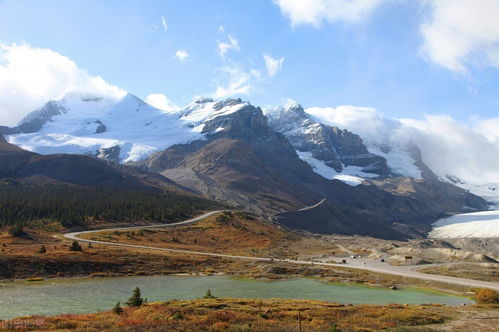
[1,0,499,124]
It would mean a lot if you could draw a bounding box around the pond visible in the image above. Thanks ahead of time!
[0,275,473,319]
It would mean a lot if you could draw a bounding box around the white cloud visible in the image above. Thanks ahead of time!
[213,66,260,98]
[0,43,125,126]
[161,16,168,32]
[250,69,263,81]
[475,117,499,144]
[420,0,499,73]
[400,115,499,184]
[217,35,240,59]
[275,0,499,73]
[307,105,395,146]
[175,49,189,62]
[145,93,178,112]
[263,54,285,77]
[307,105,499,185]
[274,0,387,27]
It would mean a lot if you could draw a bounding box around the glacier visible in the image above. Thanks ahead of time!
[429,210,499,238]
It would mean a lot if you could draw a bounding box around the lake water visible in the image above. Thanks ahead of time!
[0,275,473,319]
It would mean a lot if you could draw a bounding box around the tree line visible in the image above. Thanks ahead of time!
[0,184,218,227]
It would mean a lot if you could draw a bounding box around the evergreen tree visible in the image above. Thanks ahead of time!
[0,184,218,228]
[38,245,46,254]
[203,289,216,299]
[113,301,124,314]
[126,287,144,307]
[69,240,82,252]
[8,224,25,237]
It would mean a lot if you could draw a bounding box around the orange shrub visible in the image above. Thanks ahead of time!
[211,321,230,331]
[475,288,499,304]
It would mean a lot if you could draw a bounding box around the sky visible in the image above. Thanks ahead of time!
[1,0,499,127]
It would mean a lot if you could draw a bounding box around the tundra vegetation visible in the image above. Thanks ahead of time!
[2,297,499,331]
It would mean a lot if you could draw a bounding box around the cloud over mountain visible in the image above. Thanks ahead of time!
[307,105,499,186]
[0,43,125,126]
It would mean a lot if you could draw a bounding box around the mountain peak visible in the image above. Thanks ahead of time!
[193,97,214,104]
[284,101,305,114]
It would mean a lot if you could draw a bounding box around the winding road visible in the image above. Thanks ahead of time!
[64,211,499,291]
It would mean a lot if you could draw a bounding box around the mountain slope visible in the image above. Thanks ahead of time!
[264,103,389,179]
[134,101,488,239]
[0,134,188,193]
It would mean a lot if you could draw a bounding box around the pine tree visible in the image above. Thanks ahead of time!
[69,240,82,252]
[126,287,144,307]
[113,301,124,314]
[38,245,46,254]
[8,224,25,237]
[203,289,216,299]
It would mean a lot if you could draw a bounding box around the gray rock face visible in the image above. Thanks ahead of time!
[0,101,67,135]
[93,120,107,134]
[16,101,68,133]
[96,145,121,163]
[202,103,296,158]
[264,104,389,175]
[0,126,20,135]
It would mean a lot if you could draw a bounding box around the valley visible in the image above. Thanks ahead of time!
[2,3,499,330]
[1,211,497,288]
[0,89,498,331]
[0,212,497,331]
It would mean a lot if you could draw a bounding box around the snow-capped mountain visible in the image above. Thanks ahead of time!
[7,94,249,163]
[3,92,498,206]
[264,103,392,186]
[444,175,499,207]
[1,92,490,239]
[303,105,499,207]
[8,93,404,187]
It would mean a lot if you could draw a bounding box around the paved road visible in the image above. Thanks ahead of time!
[64,211,499,291]
[298,198,326,211]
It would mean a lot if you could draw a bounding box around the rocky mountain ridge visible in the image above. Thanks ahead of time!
[264,103,389,177]
[1,94,490,239]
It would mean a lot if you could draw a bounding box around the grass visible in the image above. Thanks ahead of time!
[0,298,455,332]
[80,211,296,257]
[25,277,45,282]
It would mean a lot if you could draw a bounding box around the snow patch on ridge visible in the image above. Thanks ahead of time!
[443,176,499,208]
[297,151,378,186]
[368,146,422,179]
[305,106,422,179]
